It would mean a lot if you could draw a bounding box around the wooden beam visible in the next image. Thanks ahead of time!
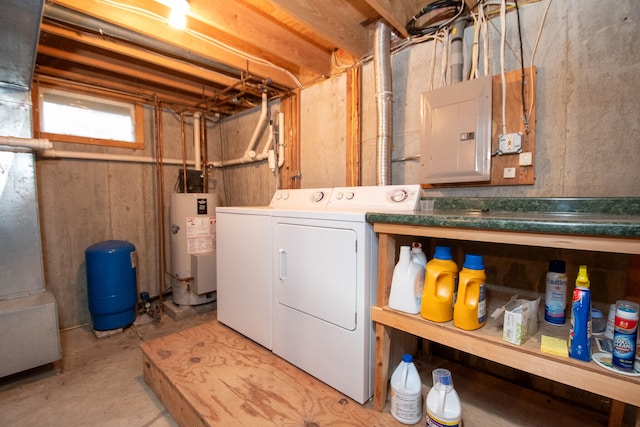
[37,45,218,99]
[40,22,239,89]
[48,0,306,89]
[189,0,331,77]
[266,0,371,57]
[345,65,361,186]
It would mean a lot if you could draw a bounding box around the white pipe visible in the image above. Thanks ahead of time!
[210,92,269,168]
[256,121,273,161]
[40,149,195,165]
[277,111,285,168]
[193,112,201,171]
[243,92,268,161]
[0,136,52,150]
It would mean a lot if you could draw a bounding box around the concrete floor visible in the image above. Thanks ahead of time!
[0,309,217,427]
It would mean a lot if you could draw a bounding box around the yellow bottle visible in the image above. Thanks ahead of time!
[453,254,487,330]
[421,246,458,322]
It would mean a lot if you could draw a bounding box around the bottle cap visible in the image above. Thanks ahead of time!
[575,265,590,289]
[433,368,453,387]
[402,354,413,363]
[433,246,452,260]
[463,254,484,270]
[548,260,566,273]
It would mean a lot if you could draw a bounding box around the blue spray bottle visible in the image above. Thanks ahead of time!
[568,265,592,361]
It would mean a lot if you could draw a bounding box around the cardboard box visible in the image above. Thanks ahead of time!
[502,297,540,345]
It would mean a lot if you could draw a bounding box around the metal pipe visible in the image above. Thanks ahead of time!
[450,18,467,83]
[374,21,392,186]
[193,112,202,171]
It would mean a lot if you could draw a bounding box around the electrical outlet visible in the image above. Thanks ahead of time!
[503,167,516,179]
[519,152,533,166]
[498,132,522,154]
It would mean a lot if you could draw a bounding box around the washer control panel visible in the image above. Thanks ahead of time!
[329,185,421,211]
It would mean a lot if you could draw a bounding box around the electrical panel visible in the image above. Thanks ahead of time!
[420,76,492,184]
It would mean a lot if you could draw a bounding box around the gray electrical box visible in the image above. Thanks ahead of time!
[420,76,492,184]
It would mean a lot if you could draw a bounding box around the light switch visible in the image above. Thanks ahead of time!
[519,152,533,166]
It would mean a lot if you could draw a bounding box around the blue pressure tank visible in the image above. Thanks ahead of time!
[85,240,138,331]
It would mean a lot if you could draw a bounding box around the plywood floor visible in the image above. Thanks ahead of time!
[141,320,613,427]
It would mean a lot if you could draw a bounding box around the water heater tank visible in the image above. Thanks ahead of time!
[170,192,219,306]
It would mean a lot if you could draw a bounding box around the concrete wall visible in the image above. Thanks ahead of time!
[302,0,640,197]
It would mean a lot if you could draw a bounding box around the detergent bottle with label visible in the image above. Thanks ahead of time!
[421,246,458,323]
[390,354,422,424]
[389,246,422,314]
[426,368,461,427]
[453,254,487,330]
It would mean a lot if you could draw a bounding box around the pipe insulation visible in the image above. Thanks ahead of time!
[40,149,195,165]
[0,136,52,150]
[374,21,393,186]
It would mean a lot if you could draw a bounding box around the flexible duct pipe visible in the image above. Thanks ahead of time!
[193,112,202,171]
[374,21,393,186]
[0,136,52,150]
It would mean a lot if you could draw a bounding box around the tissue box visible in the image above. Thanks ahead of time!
[502,298,540,345]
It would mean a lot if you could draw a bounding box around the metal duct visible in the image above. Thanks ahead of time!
[374,21,392,186]
[0,0,44,90]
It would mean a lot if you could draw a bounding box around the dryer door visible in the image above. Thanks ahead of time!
[273,220,357,330]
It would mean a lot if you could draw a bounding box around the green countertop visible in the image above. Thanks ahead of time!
[365,198,640,238]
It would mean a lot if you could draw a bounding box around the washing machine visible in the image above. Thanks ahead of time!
[270,184,420,404]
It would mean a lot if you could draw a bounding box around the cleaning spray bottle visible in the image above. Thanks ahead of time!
[568,265,592,361]
[389,246,422,314]
[426,368,461,427]
[421,246,458,322]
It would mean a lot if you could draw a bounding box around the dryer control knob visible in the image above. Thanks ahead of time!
[335,192,344,200]
[312,191,326,202]
[346,192,355,200]
[391,189,408,202]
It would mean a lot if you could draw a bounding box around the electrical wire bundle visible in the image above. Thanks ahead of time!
[405,0,466,37]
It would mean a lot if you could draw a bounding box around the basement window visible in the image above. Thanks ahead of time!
[35,86,144,149]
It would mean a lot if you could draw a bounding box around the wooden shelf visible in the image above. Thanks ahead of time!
[369,221,640,426]
[372,305,640,406]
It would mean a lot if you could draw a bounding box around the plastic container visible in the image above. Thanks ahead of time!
[612,300,639,371]
[453,254,487,330]
[389,246,423,314]
[421,246,458,323]
[425,368,461,427]
[85,240,138,331]
[568,265,592,361]
[544,260,567,325]
[604,303,617,339]
[390,354,422,424]
[411,243,427,311]
[411,242,427,266]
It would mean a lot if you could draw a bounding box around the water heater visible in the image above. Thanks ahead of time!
[170,192,219,306]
